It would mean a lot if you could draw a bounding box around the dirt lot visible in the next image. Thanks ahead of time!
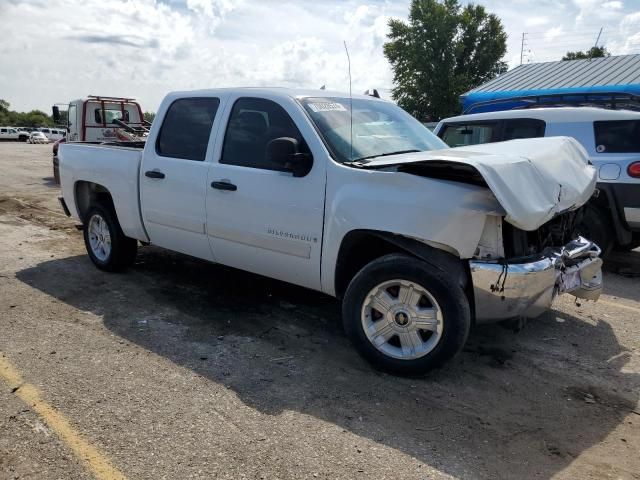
[1,142,639,480]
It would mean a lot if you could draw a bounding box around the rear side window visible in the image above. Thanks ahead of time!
[440,123,497,147]
[594,120,640,153]
[220,97,308,171]
[502,119,545,141]
[156,97,220,161]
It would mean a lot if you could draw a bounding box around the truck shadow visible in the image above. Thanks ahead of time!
[16,247,640,479]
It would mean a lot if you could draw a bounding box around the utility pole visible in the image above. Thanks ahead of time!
[520,32,527,65]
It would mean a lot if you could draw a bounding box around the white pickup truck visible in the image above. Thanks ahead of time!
[59,88,603,374]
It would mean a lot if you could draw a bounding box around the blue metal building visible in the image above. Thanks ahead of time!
[461,54,640,114]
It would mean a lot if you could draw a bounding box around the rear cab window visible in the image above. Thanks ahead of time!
[594,120,640,153]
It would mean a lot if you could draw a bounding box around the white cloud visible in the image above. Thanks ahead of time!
[602,1,623,9]
[544,26,564,41]
[525,16,549,27]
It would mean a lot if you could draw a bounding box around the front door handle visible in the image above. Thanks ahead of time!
[145,170,165,179]
[211,181,237,191]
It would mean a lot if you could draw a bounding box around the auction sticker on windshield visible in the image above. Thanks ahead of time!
[308,102,347,113]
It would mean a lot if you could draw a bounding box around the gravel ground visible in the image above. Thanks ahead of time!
[1,142,639,480]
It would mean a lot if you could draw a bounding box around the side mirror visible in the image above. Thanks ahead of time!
[52,106,60,123]
[266,137,313,177]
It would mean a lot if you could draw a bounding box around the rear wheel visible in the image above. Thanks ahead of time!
[83,204,137,272]
[342,253,470,375]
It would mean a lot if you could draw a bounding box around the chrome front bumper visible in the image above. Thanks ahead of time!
[470,237,603,323]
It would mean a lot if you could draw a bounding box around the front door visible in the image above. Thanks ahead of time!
[206,96,326,290]
[140,96,221,261]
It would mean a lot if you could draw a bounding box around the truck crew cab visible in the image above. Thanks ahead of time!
[58,88,603,374]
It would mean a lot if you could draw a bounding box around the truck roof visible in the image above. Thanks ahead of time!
[163,87,387,103]
[441,107,640,124]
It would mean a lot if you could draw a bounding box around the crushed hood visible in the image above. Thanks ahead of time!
[359,137,597,231]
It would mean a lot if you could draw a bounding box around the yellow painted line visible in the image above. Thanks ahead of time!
[0,354,127,480]
[597,299,640,315]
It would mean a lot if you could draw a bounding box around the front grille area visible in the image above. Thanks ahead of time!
[503,208,585,258]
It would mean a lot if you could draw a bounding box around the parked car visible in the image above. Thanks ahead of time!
[38,127,65,142]
[434,107,640,253]
[58,88,602,374]
[28,131,48,144]
[0,127,29,141]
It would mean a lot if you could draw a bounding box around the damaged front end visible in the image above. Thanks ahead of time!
[470,211,603,323]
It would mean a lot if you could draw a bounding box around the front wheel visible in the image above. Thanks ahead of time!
[83,204,137,272]
[342,253,470,375]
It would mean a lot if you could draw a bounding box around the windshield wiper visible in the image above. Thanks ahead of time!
[349,149,422,163]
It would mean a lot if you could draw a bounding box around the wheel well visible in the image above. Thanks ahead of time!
[590,186,632,245]
[334,230,471,301]
[74,181,114,222]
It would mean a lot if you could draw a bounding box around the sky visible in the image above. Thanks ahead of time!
[0,0,639,113]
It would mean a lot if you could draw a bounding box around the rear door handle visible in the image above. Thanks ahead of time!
[145,170,165,179]
[211,181,237,191]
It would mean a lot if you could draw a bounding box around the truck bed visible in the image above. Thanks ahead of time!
[58,142,148,242]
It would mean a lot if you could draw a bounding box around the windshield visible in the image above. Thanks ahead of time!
[300,97,447,163]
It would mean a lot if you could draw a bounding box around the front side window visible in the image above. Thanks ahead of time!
[221,97,308,171]
[440,122,497,147]
[300,97,446,163]
[594,120,640,153]
[156,97,220,161]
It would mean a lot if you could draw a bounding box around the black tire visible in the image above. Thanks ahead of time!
[615,234,640,252]
[83,204,137,272]
[342,253,471,375]
[576,205,614,257]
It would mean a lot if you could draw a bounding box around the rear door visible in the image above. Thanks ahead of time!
[205,95,326,290]
[140,96,223,261]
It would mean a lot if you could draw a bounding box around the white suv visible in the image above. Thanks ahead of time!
[434,107,640,253]
[0,127,29,142]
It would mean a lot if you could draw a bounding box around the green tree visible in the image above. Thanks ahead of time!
[562,46,610,61]
[0,100,55,127]
[143,111,156,124]
[384,0,507,121]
